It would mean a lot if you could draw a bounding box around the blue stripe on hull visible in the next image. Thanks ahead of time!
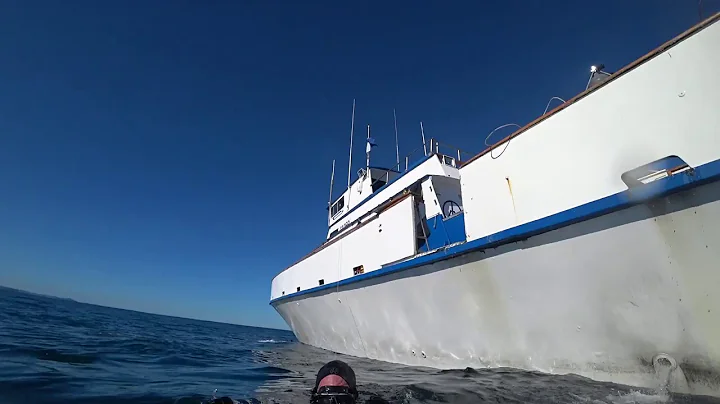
[271,158,720,305]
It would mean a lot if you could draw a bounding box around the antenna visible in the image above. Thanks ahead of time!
[347,99,355,191]
[393,109,400,167]
[328,159,335,210]
[698,0,704,20]
[420,121,427,156]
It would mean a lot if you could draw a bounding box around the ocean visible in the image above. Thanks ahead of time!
[1,286,717,404]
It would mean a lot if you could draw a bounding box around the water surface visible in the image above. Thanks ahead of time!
[0,286,716,404]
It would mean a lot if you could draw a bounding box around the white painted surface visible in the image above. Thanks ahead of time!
[420,176,463,219]
[328,175,369,227]
[271,196,417,300]
[377,196,417,267]
[328,168,384,228]
[327,157,459,238]
[275,180,720,396]
[431,175,463,217]
[420,178,441,218]
[460,19,720,241]
[272,16,720,395]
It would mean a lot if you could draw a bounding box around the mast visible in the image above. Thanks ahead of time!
[420,121,427,156]
[347,99,356,206]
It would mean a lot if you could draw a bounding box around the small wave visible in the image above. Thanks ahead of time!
[606,390,670,404]
[258,339,286,343]
[151,354,208,367]
[109,339,172,356]
[250,366,293,374]
[10,347,99,365]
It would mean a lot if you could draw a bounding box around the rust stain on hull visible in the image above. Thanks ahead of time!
[506,176,518,222]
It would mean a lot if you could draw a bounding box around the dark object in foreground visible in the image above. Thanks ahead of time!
[209,398,250,404]
[310,360,389,404]
[210,398,247,404]
[209,360,389,404]
[310,360,359,404]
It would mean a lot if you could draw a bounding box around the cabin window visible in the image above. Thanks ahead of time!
[297,286,300,292]
[331,196,345,217]
[282,291,285,295]
[372,179,387,192]
[318,279,325,286]
[353,265,364,275]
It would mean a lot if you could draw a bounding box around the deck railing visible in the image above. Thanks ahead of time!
[427,139,474,167]
[367,138,473,193]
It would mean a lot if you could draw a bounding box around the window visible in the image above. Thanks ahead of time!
[371,179,387,192]
[353,265,364,275]
[318,279,325,286]
[331,196,345,217]
[297,286,300,292]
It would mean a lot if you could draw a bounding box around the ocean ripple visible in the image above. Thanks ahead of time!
[2,286,720,404]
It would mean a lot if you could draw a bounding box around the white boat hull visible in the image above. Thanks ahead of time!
[274,179,720,395]
[272,13,720,395]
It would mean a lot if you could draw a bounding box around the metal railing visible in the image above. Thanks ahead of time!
[427,138,474,167]
[367,138,473,192]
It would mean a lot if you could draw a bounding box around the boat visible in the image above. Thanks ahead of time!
[270,13,720,396]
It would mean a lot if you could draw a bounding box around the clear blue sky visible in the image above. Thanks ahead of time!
[0,1,716,329]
